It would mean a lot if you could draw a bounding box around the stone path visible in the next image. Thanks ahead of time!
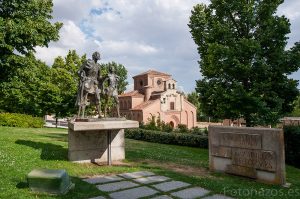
[83,171,234,199]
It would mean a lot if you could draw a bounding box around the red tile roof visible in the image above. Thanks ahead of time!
[132,99,159,110]
[119,90,144,97]
[133,70,171,78]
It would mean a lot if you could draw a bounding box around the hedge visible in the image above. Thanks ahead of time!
[125,128,208,148]
[283,126,300,168]
[0,113,44,128]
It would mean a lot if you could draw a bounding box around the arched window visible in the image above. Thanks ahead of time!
[128,100,131,109]
[168,83,171,89]
[170,121,175,128]
[172,84,175,89]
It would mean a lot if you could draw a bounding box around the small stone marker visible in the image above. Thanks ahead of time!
[209,126,286,185]
[171,187,210,199]
[152,181,190,192]
[133,176,170,184]
[118,171,155,179]
[96,181,139,192]
[109,186,158,199]
[83,175,123,184]
[27,169,74,195]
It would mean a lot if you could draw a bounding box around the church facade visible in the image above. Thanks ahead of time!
[118,70,197,128]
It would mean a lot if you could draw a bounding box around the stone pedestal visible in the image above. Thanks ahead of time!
[68,120,138,164]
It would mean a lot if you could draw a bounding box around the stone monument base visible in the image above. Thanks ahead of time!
[68,120,138,164]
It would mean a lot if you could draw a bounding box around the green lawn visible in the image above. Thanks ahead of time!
[0,126,300,199]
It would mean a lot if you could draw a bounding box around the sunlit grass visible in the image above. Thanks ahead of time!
[0,126,299,199]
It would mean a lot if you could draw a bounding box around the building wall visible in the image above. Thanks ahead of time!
[132,97,144,108]
[120,71,197,129]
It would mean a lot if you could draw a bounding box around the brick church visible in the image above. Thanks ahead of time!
[118,70,197,128]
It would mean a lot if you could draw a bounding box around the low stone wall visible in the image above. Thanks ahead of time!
[208,126,286,185]
[196,122,222,129]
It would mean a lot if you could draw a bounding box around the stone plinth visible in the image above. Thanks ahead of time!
[209,126,286,185]
[68,120,138,164]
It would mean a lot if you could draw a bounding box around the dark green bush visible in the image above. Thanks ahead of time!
[0,113,44,128]
[125,128,208,148]
[190,127,208,136]
[176,124,189,133]
[283,126,300,168]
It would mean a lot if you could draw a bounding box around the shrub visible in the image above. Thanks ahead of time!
[0,113,44,128]
[125,128,208,148]
[141,116,173,132]
[176,124,189,133]
[190,127,208,136]
[283,126,300,168]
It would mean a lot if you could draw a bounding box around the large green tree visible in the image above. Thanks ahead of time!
[189,0,300,126]
[0,0,62,115]
[48,50,86,120]
[0,53,53,116]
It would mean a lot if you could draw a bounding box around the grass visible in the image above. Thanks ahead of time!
[0,126,299,199]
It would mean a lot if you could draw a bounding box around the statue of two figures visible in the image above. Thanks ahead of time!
[76,51,120,119]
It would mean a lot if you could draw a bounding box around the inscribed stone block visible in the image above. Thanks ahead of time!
[209,126,286,185]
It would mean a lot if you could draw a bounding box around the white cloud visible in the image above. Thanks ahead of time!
[35,0,300,92]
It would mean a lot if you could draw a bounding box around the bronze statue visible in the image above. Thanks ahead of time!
[102,65,120,117]
[76,52,102,118]
[76,51,121,119]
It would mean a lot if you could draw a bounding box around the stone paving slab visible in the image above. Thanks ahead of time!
[152,181,191,192]
[96,181,139,192]
[171,187,210,199]
[109,186,158,199]
[88,196,106,199]
[151,195,173,199]
[133,176,170,184]
[118,171,155,179]
[202,194,234,199]
[83,175,124,184]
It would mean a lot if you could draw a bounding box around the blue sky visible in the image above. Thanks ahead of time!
[35,0,300,93]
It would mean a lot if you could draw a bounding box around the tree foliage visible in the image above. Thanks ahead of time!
[0,0,62,116]
[48,50,86,118]
[0,53,52,116]
[187,92,202,121]
[189,0,300,126]
[290,95,300,117]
